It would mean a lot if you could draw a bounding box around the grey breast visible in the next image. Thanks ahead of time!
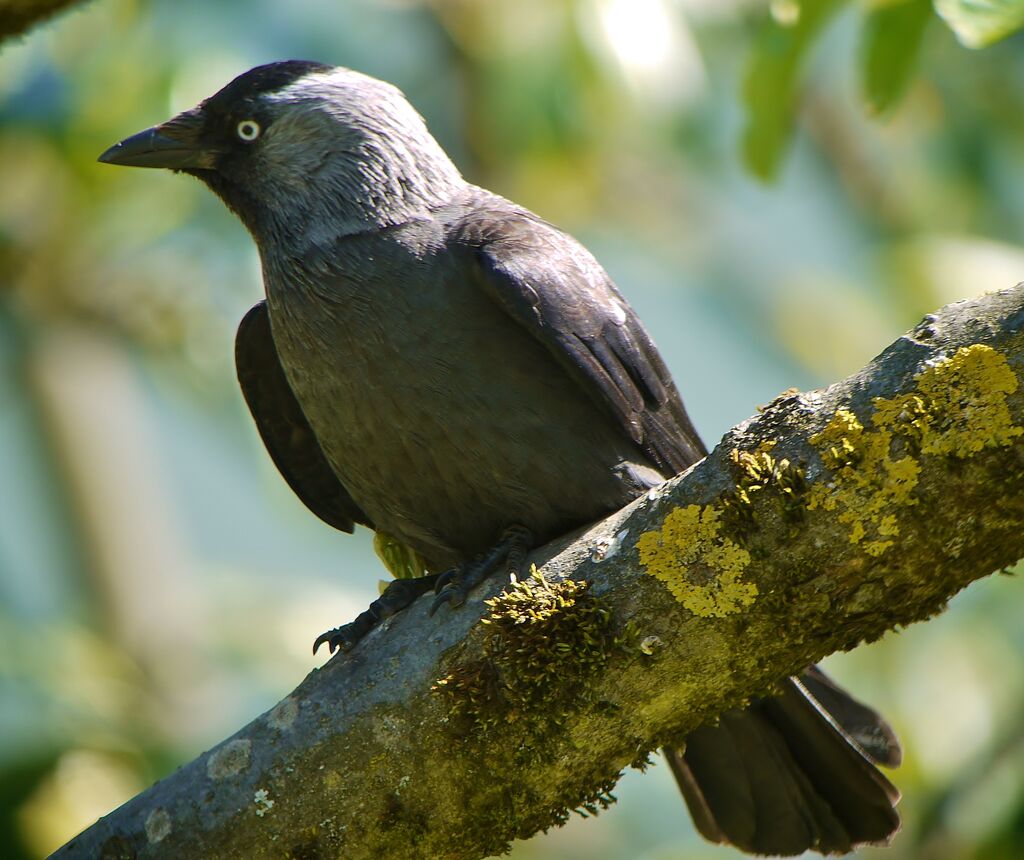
[262,218,654,570]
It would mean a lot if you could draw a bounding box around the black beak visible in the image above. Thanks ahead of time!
[98,109,216,170]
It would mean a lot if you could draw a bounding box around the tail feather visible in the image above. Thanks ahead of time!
[800,665,902,768]
[667,669,901,856]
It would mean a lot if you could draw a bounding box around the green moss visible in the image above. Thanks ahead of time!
[722,444,808,529]
[429,347,1023,847]
[561,776,618,821]
[434,568,628,738]
[433,569,636,828]
[510,770,622,840]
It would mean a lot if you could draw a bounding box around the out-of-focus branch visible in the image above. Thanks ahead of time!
[54,286,1024,859]
[0,0,89,42]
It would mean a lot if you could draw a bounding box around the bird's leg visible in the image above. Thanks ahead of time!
[430,524,533,615]
[313,572,441,655]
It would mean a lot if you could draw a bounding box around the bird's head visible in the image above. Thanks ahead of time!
[99,61,463,245]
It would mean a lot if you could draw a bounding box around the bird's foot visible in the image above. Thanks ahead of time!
[313,572,441,655]
[429,524,533,615]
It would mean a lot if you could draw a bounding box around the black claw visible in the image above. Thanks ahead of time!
[426,524,535,617]
[429,586,460,616]
[313,615,372,654]
[312,572,441,655]
[312,627,350,655]
[316,528,536,650]
[434,567,458,593]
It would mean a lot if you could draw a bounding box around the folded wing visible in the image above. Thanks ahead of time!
[235,301,372,533]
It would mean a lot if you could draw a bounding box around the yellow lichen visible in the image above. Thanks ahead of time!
[810,344,1021,556]
[863,539,894,557]
[636,505,757,616]
[880,344,1022,457]
[807,407,920,556]
[641,344,1019,588]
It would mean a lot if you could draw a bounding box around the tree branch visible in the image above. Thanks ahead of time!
[55,286,1024,859]
[0,0,91,43]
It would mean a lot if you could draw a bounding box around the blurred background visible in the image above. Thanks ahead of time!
[1,0,1023,857]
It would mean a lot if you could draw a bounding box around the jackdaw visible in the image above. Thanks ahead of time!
[99,60,902,855]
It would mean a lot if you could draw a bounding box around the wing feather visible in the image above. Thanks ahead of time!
[462,202,705,474]
[235,301,372,533]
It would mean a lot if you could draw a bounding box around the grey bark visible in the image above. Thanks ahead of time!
[54,286,1024,859]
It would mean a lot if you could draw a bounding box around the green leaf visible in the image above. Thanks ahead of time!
[934,0,1024,47]
[862,0,933,115]
[741,0,851,181]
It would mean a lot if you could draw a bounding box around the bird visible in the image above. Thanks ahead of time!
[99,60,902,855]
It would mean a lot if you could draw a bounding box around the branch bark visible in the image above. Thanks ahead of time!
[0,0,90,42]
[55,286,1024,860]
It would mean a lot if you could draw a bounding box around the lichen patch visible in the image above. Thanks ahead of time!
[809,344,1021,556]
[253,787,275,818]
[807,409,919,557]
[636,505,758,616]
[591,529,629,562]
[267,696,299,731]
[144,807,171,843]
[206,738,252,780]
[882,343,1022,457]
